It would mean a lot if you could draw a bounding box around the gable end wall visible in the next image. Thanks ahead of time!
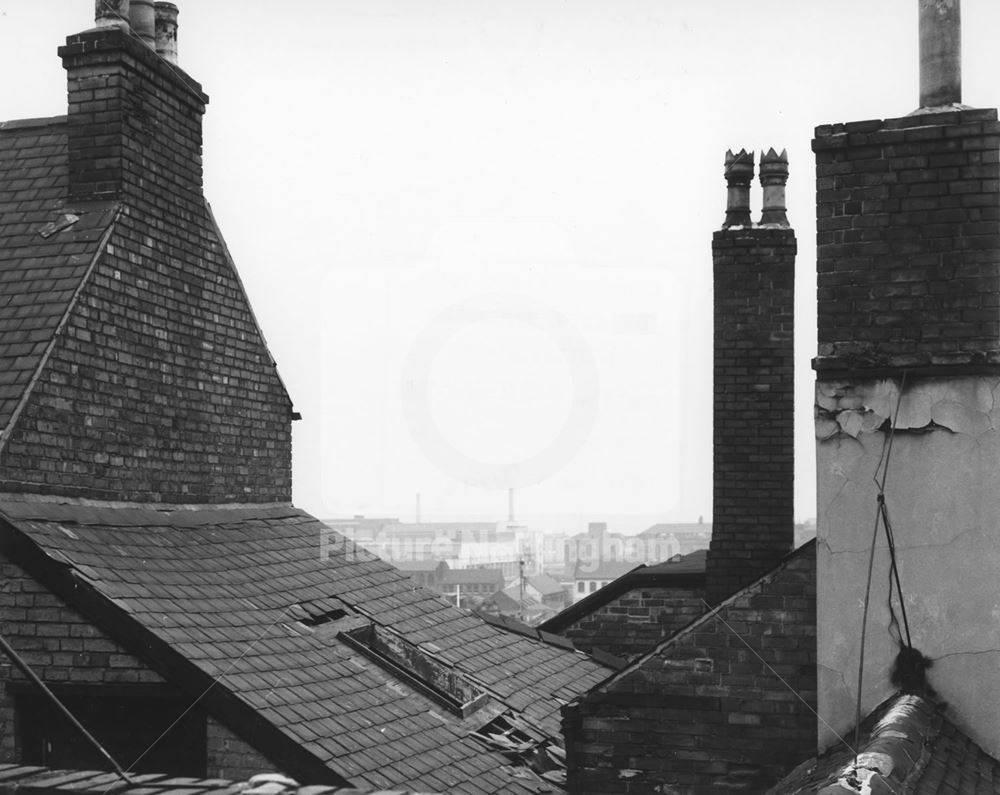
[0,207,293,502]
[563,543,815,794]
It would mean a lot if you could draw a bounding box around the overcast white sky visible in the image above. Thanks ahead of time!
[2,1,999,534]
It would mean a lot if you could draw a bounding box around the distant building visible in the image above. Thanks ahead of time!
[393,558,449,591]
[525,573,569,610]
[637,521,712,556]
[441,567,506,608]
[570,560,639,603]
[326,518,543,578]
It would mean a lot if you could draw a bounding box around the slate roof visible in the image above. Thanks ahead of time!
[0,498,611,793]
[643,548,707,575]
[393,559,447,573]
[0,765,438,795]
[638,522,712,538]
[526,574,564,597]
[570,560,638,581]
[0,117,118,436]
[769,694,1000,794]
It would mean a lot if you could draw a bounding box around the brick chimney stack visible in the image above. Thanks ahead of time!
[813,0,1000,763]
[61,2,206,202]
[706,150,796,605]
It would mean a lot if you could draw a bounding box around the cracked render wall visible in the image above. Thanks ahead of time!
[816,377,1000,759]
[813,107,1000,760]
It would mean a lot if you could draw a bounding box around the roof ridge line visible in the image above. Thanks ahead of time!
[0,205,121,455]
[0,115,68,131]
[827,694,940,794]
[897,696,945,792]
[0,493,297,511]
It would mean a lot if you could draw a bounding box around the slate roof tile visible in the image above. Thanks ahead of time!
[0,119,119,430]
[1,500,607,793]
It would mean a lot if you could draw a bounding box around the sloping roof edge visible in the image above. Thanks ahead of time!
[0,511,352,788]
[538,565,705,634]
[202,201,298,420]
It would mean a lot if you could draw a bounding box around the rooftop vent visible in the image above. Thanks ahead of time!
[919,0,962,109]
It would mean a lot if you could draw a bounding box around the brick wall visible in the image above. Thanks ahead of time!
[61,27,207,203]
[706,227,796,603]
[0,550,275,777]
[561,586,706,659]
[0,26,293,502]
[813,108,1000,371]
[206,717,277,781]
[563,542,815,794]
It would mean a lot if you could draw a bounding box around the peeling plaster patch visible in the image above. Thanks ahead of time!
[930,400,992,436]
[817,416,840,440]
[893,389,933,429]
[839,411,865,438]
[816,377,1000,442]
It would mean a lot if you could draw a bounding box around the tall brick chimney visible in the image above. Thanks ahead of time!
[705,149,796,605]
[814,0,1000,764]
[61,2,206,202]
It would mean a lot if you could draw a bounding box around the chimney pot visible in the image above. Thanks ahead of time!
[919,0,961,108]
[722,149,754,229]
[154,2,179,64]
[95,0,130,29]
[130,0,156,48]
[759,148,790,228]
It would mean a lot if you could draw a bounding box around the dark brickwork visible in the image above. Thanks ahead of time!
[813,108,1000,371]
[707,228,796,604]
[563,542,815,795]
[0,26,292,502]
[561,586,706,660]
[0,550,275,777]
[61,27,207,202]
[206,717,276,781]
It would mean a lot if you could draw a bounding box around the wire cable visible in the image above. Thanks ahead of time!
[700,598,858,758]
[854,373,907,763]
[0,633,133,785]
